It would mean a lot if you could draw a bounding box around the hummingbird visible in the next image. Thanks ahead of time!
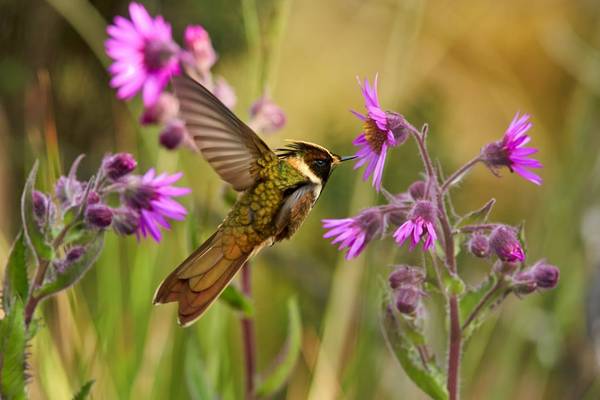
[153,73,355,326]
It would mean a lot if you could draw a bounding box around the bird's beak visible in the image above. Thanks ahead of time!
[339,155,357,162]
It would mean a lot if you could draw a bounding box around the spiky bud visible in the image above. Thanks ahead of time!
[388,265,425,289]
[489,226,525,262]
[512,270,537,295]
[159,119,186,150]
[408,180,426,201]
[531,260,559,289]
[85,204,113,228]
[103,153,137,180]
[468,234,490,258]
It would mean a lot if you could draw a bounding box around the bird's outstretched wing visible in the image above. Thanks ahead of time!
[172,73,275,191]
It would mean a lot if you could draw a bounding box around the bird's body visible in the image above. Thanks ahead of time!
[153,72,351,326]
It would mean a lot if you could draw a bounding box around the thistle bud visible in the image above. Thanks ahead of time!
[388,265,425,289]
[468,234,490,258]
[531,260,559,289]
[85,204,113,228]
[249,96,286,134]
[54,246,86,273]
[140,92,179,125]
[32,190,49,220]
[395,286,421,314]
[385,111,409,145]
[159,119,187,150]
[511,270,537,295]
[112,207,140,235]
[103,153,137,180]
[408,181,426,201]
[489,226,525,262]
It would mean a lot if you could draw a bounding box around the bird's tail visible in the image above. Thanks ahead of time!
[153,230,250,327]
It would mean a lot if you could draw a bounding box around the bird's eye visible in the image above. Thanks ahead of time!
[313,159,326,167]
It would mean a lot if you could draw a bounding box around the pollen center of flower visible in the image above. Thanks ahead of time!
[364,119,386,154]
[144,39,177,71]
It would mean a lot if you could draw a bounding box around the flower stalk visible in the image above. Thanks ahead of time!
[240,262,257,399]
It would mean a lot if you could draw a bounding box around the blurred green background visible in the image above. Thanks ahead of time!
[1,0,600,398]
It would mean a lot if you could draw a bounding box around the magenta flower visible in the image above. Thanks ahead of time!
[351,75,409,191]
[123,169,191,242]
[105,2,180,106]
[482,112,542,185]
[249,95,287,134]
[393,201,437,251]
[322,207,385,260]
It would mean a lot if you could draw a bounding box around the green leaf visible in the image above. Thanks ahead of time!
[2,232,29,312]
[459,274,502,342]
[34,234,104,300]
[72,380,94,400]
[255,297,302,397]
[184,338,216,400]
[0,300,28,400]
[380,298,448,400]
[457,198,496,227]
[21,161,54,262]
[219,285,254,316]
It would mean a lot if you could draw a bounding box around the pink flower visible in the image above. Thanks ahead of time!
[105,2,180,106]
[184,25,217,73]
[482,112,542,185]
[351,75,409,191]
[249,95,286,134]
[122,169,191,242]
[393,201,437,251]
[322,207,386,260]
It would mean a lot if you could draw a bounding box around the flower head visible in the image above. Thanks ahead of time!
[112,207,140,235]
[388,265,425,289]
[184,25,217,73]
[322,207,386,260]
[351,75,409,191]
[482,113,542,185]
[468,234,490,258]
[122,169,191,242]
[393,200,438,251]
[212,76,237,109]
[489,226,525,262]
[105,2,180,106]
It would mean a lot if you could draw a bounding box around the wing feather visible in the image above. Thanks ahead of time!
[172,73,274,191]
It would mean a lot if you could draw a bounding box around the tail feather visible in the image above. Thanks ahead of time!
[153,230,250,327]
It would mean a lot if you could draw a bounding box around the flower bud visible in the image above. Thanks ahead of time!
[103,153,137,180]
[85,204,113,228]
[385,111,409,145]
[468,234,490,258]
[140,92,179,125]
[531,260,559,289]
[212,76,236,109]
[54,245,86,273]
[112,207,140,235]
[408,180,426,201]
[395,286,421,314]
[389,265,425,289]
[249,96,286,134]
[489,226,525,262]
[511,270,537,295]
[55,175,83,207]
[159,119,187,150]
[184,25,217,72]
[32,190,49,221]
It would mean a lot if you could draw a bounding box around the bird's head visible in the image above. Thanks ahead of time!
[277,141,356,184]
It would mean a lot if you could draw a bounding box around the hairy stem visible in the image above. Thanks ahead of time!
[240,262,256,399]
[440,156,481,194]
[447,296,461,400]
